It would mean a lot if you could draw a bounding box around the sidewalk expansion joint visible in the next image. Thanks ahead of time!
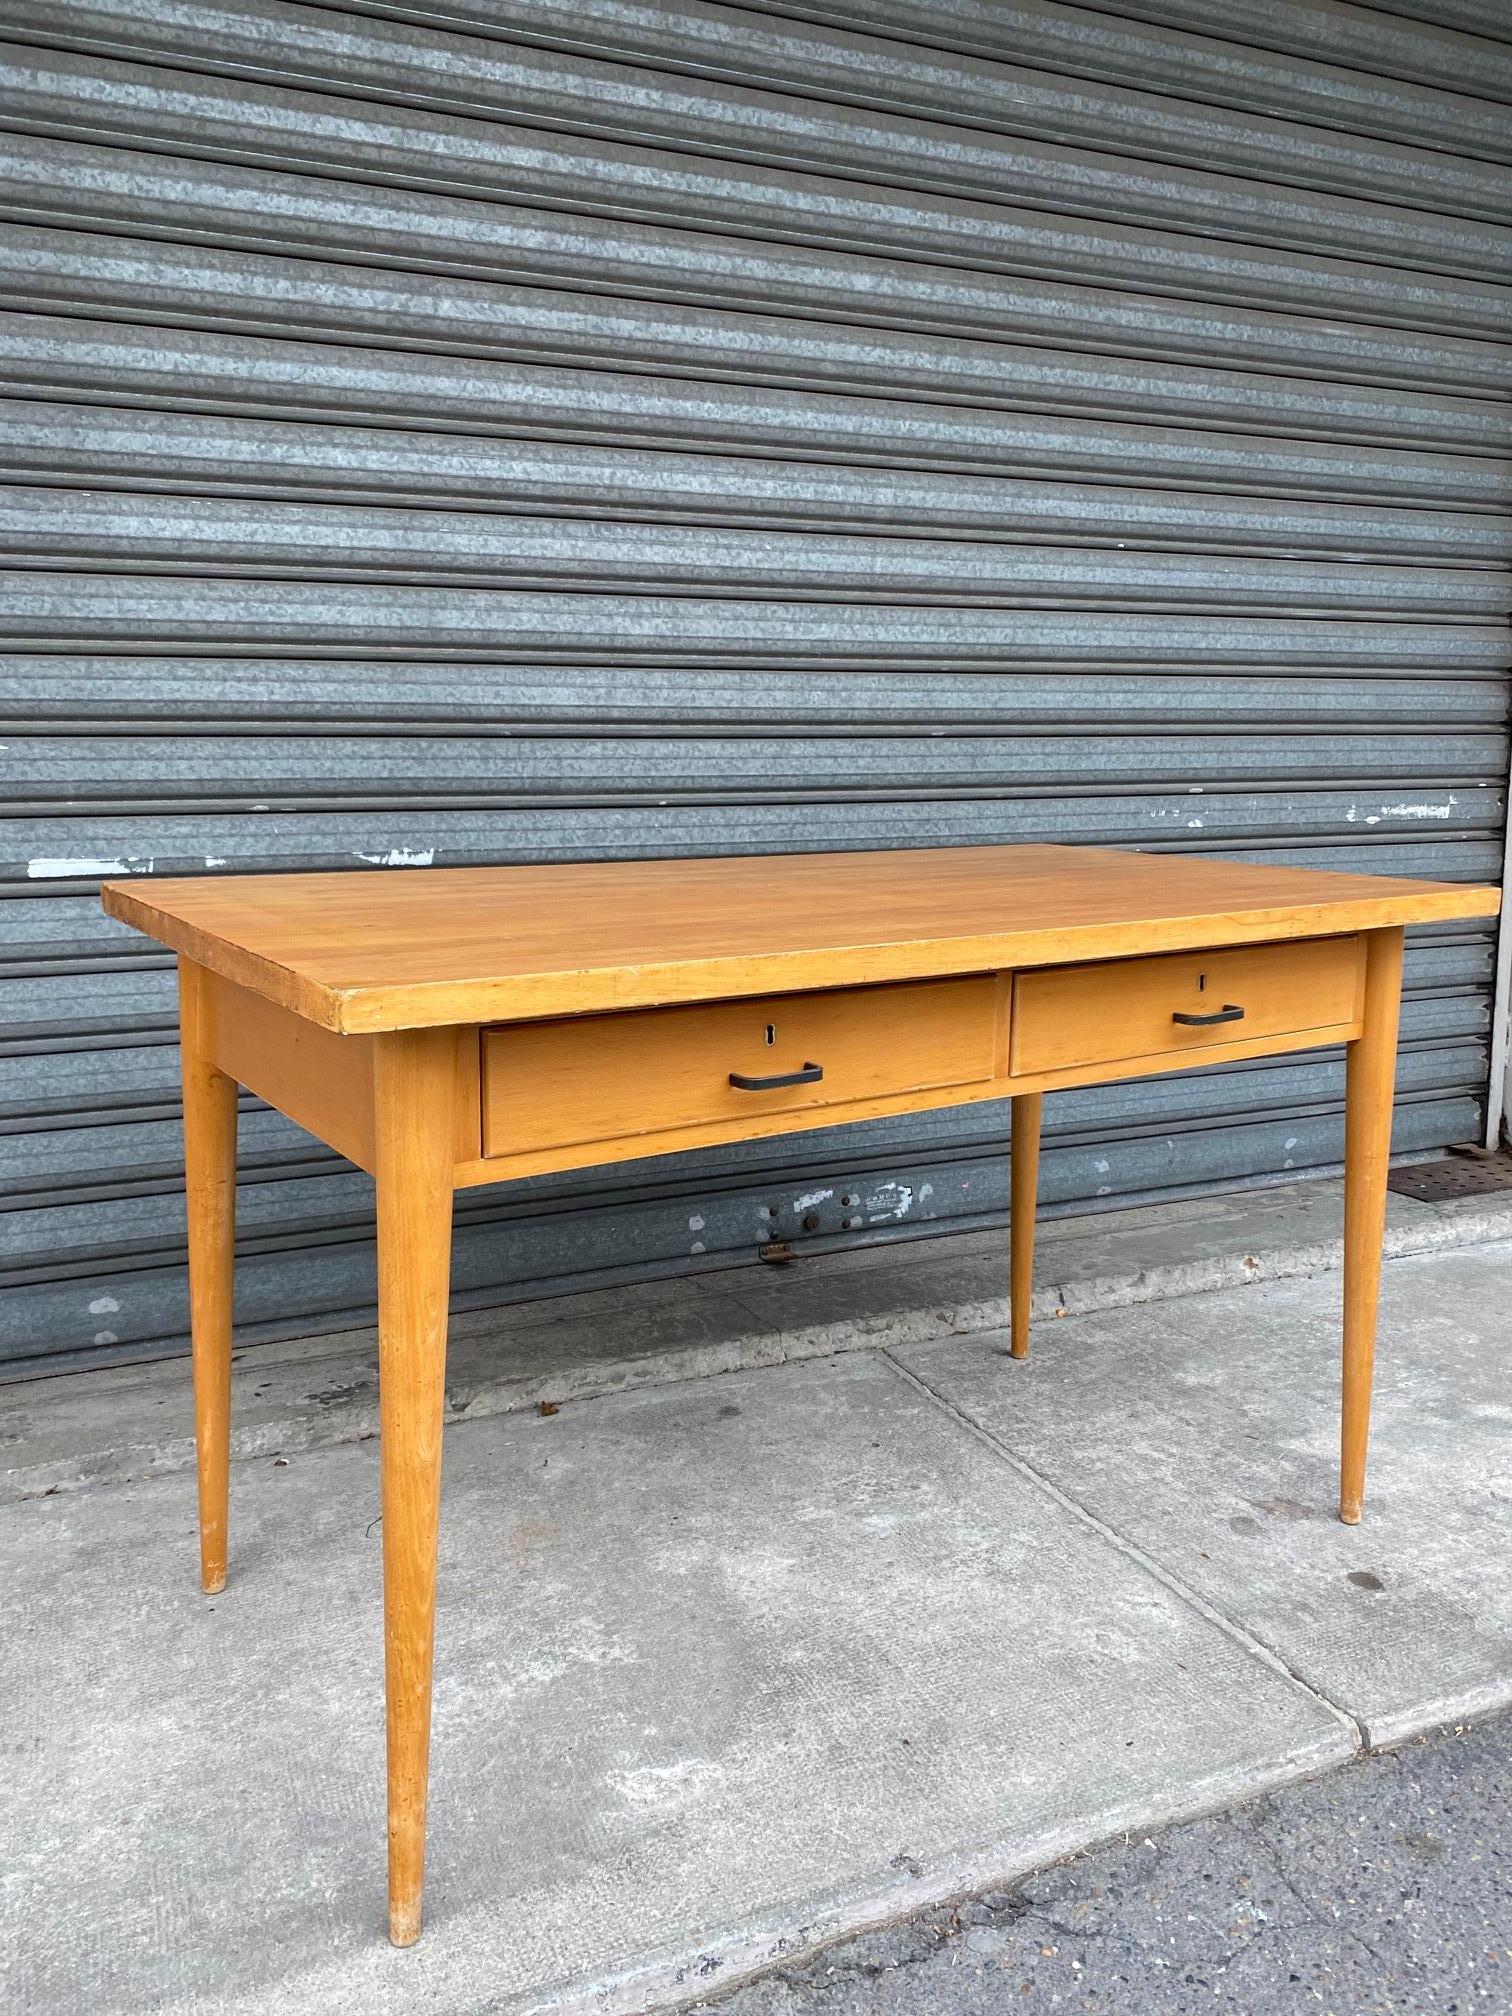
[879,1346,1367,1757]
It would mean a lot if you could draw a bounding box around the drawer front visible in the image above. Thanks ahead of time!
[1011,936,1364,1078]
[482,976,1000,1161]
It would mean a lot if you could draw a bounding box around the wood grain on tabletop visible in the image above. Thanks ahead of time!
[102,844,1500,1033]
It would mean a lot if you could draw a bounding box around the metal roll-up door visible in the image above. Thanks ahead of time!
[1,0,1507,1376]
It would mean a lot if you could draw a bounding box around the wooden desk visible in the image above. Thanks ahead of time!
[103,843,1499,1945]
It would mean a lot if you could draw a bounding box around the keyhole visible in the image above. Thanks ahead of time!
[1197,972,1207,992]
[765,1023,776,1046]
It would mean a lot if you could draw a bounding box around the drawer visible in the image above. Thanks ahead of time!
[1011,935,1364,1078]
[481,976,1001,1163]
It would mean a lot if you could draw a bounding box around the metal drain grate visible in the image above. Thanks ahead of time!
[1387,1150,1512,1203]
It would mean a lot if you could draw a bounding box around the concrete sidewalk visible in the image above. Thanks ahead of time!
[3,1182,1510,2015]
[7,1168,1511,1504]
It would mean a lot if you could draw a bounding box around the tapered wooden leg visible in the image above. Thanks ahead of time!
[1340,928,1404,1526]
[178,957,237,1595]
[373,1028,458,1948]
[1009,1091,1043,1360]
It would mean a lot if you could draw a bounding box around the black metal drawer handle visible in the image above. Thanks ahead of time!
[729,1062,824,1091]
[1172,1004,1245,1027]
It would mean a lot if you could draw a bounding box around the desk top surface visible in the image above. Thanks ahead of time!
[103,845,1499,1034]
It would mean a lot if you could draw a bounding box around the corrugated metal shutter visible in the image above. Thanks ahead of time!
[2,0,1508,1376]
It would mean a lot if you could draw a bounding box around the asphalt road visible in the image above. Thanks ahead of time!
[700,1713,1511,2015]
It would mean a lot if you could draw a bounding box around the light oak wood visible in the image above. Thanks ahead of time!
[480,977,999,1170]
[373,1027,459,1947]
[452,1010,1399,1189]
[176,943,1329,1213]
[178,958,238,1596]
[207,971,377,1173]
[103,847,1499,1948]
[995,1020,1374,1101]
[102,845,1497,1034]
[453,1026,483,1164]
[1009,1091,1042,1362]
[1339,927,1405,1528]
[1011,936,1363,1078]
